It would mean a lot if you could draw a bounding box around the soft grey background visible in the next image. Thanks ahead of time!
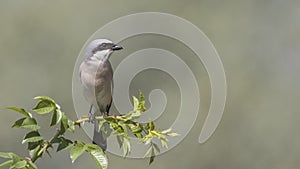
[1,1,300,169]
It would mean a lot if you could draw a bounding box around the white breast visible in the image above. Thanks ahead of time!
[80,59,113,112]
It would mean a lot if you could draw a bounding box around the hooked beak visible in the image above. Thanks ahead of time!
[111,44,123,51]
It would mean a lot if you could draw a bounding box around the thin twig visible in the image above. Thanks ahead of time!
[73,115,132,125]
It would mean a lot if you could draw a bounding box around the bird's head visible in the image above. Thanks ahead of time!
[85,39,123,61]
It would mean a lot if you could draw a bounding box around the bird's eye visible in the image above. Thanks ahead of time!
[96,43,113,51]
[98,43,108,50]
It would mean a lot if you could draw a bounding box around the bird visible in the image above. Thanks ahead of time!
[79,39,123,151]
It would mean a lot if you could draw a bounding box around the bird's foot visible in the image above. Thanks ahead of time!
[103,112,109,119]
[88,105,94,123]
[88,112,95,123]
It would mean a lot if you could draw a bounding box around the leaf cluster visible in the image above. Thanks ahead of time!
[91,92,179,164]
[0,92,178,168]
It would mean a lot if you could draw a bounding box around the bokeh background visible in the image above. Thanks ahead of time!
[1,1,300,169]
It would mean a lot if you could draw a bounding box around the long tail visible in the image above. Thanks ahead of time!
[93,121,107,151]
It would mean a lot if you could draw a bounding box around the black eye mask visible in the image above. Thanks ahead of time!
[93,43,115,53]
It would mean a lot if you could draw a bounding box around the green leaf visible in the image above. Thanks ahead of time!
[167,133,179,137]
[149,120,155,130]
[59,113,69,134]
[104,116,116,123]
[144,138,152,145]
[11,118,26,128]
[59,113,74,133]
[0,152,15,159]
[129,124,142,134]
[50,109,62,126]
[149,151,155,165]
[34,96,56,104]
[22,131,43,144]
[58,124,65,135]
[138,91,146,112]
[0,160,13,167]
[133,96,139,111]
[11,160,27,169]
[12,117,40,131]
[29,145,41,159]
[150,130,161,137]
[27,160,38,169]
[122,111,133,120]
[112,122,125,135]
[85,144,108,169]
[161,138,168,148]
[118,122,127,135]
[134,133,143,139]
[32,99,55,114]
[70,141,86,163]
[140,133,153,144]
[130,111,142,120]
[67,118,75,132]
[8,153,19,164]
[152,143,160,153]
[143,146,152,158]
[7,107,32,118]
[161,128,172,134]
[122,137,131,158]
[126,92,146,120]
[57,138,73,152]
[50,137,61,144]
[143,124,150,131]
[28,140,43,150]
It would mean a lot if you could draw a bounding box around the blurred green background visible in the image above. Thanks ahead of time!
[1,0,300,169]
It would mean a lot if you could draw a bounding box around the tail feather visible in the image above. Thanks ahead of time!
[93,122,107,151]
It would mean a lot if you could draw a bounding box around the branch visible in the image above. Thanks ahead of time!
[0,92,178,169]
[73,115,138,126]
